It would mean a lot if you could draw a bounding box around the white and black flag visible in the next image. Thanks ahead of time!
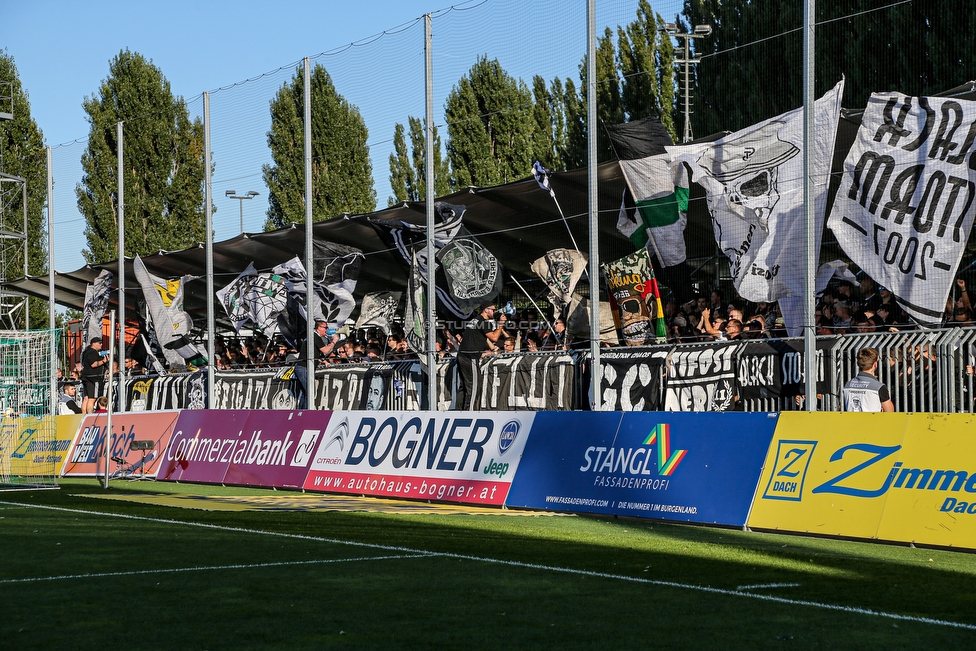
[670,80,845,308]
[827,92,976,328]
[355,291,402,335]
[82,269,113,347]
[311,241,364,328]
[530,248,588,320]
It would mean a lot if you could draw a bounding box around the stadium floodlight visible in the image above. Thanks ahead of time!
[226,190,261,234]
[659,23,713,142]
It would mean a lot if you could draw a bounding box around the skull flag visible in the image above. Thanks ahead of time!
[669,79,845,303]
[370,202,502,318]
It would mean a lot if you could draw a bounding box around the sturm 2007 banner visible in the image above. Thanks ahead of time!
[304,411,535,505]
[505,411,778,526]
[828,93,976,328]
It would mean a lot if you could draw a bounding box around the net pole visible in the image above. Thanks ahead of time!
[103,311,115,489]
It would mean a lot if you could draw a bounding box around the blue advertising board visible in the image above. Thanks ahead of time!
[506,411,779,526]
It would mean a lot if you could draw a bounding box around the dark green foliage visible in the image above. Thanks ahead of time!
[0,50,48,328]
[387,117,449,206]
[444,56,535,188]
[263,63,375,230]
[682,0,976,136]
[78,50,206,264]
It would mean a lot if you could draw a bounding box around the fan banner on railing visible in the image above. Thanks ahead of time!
[355,291,402,335]
[671,79,845,303]
[601,248,667,346]
[476,352,576,411]
[530,248,588,320]
[735,338,835,401]
[133,256,206,368]
[665,344,738,412]
[827,92,976,328]
[618,154,690,268]
[82,269,113,347]
[598,349,668,411]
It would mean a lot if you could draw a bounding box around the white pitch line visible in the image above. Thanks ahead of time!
[737,582,801,591]
[0,555,424,585]
[4,500,975,631]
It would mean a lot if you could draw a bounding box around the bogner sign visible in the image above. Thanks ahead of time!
[303,411,534,505]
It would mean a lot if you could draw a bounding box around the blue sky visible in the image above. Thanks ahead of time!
[4,0,679,273]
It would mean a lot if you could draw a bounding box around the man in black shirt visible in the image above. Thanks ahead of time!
[80,338,108,414]
[455,302,506,410]
[294,320,338,409]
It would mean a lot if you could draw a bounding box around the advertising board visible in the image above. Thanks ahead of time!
[303,411,534,505]
[62,411,181,477]
[505,411,778,525]
[155,410,332,488]
[749,412,976,549]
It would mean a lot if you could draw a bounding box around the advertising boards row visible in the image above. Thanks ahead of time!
[37,409,976,549]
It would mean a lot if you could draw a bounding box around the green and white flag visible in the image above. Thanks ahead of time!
[617,153,690,268]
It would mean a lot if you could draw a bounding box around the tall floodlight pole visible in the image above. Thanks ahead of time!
[117,121,126,409]
[205,92,216,406]
[661,23,712,143]
[586,0,601,410]
[225,190,260,234]
[303,57,315,410]
[424,13,437,411]
[802,0,817,411]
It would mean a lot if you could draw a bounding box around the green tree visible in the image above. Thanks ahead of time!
[387,116,449,206]
[530,75,568,170]
[617,0,677,135]
[0,50,48,328]
[445,56,535,188]
[263,63,375,230]
[78,49,206,264]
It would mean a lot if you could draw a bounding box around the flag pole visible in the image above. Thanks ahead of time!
[510,276,557,337]
[533,161,581,253]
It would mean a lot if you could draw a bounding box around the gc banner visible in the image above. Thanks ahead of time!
[304,411,535,505]
[827,93,976,328]
[505,411,778,525]
[598,349,668,411]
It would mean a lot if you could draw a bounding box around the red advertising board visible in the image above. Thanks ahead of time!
[62,411,181,478]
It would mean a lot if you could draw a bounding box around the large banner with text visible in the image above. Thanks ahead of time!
[155,410,332,488]
[304,411,535,505]
[505,411,778,525]
[747,412,976,549]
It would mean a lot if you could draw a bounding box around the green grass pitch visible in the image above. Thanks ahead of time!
[1,479,974,650]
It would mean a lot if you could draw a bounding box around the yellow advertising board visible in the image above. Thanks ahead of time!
[748,412,910,540]
[749,412,976,550]
[1,415,83,478]
[875,413,976,548]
